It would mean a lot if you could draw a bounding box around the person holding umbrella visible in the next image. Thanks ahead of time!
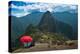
[20,35,33,48]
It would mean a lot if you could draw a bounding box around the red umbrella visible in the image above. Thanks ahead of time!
[20,36,33,43]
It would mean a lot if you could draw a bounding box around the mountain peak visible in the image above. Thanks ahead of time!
[38,10,56,32]
[45,11,51,13]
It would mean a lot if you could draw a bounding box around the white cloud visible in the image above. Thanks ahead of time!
[70,5,77,10]
[11,11,30,17]
[10,3,31,17]
[10,2,77,17]
[24,3,57,12]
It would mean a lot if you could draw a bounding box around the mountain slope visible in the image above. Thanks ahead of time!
[38,11,76,40]
[38,11,56,32]
[53,12,78,32]
[10,16,24,49]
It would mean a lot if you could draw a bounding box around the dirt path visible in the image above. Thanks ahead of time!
[13,43,77,53]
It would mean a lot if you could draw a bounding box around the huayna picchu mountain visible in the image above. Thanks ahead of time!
[38,11,74,40]
[38,11,56,32]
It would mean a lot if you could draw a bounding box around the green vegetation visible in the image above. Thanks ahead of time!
[23,24,71,48]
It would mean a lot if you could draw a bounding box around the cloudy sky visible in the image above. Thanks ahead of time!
[9,1,78,17]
